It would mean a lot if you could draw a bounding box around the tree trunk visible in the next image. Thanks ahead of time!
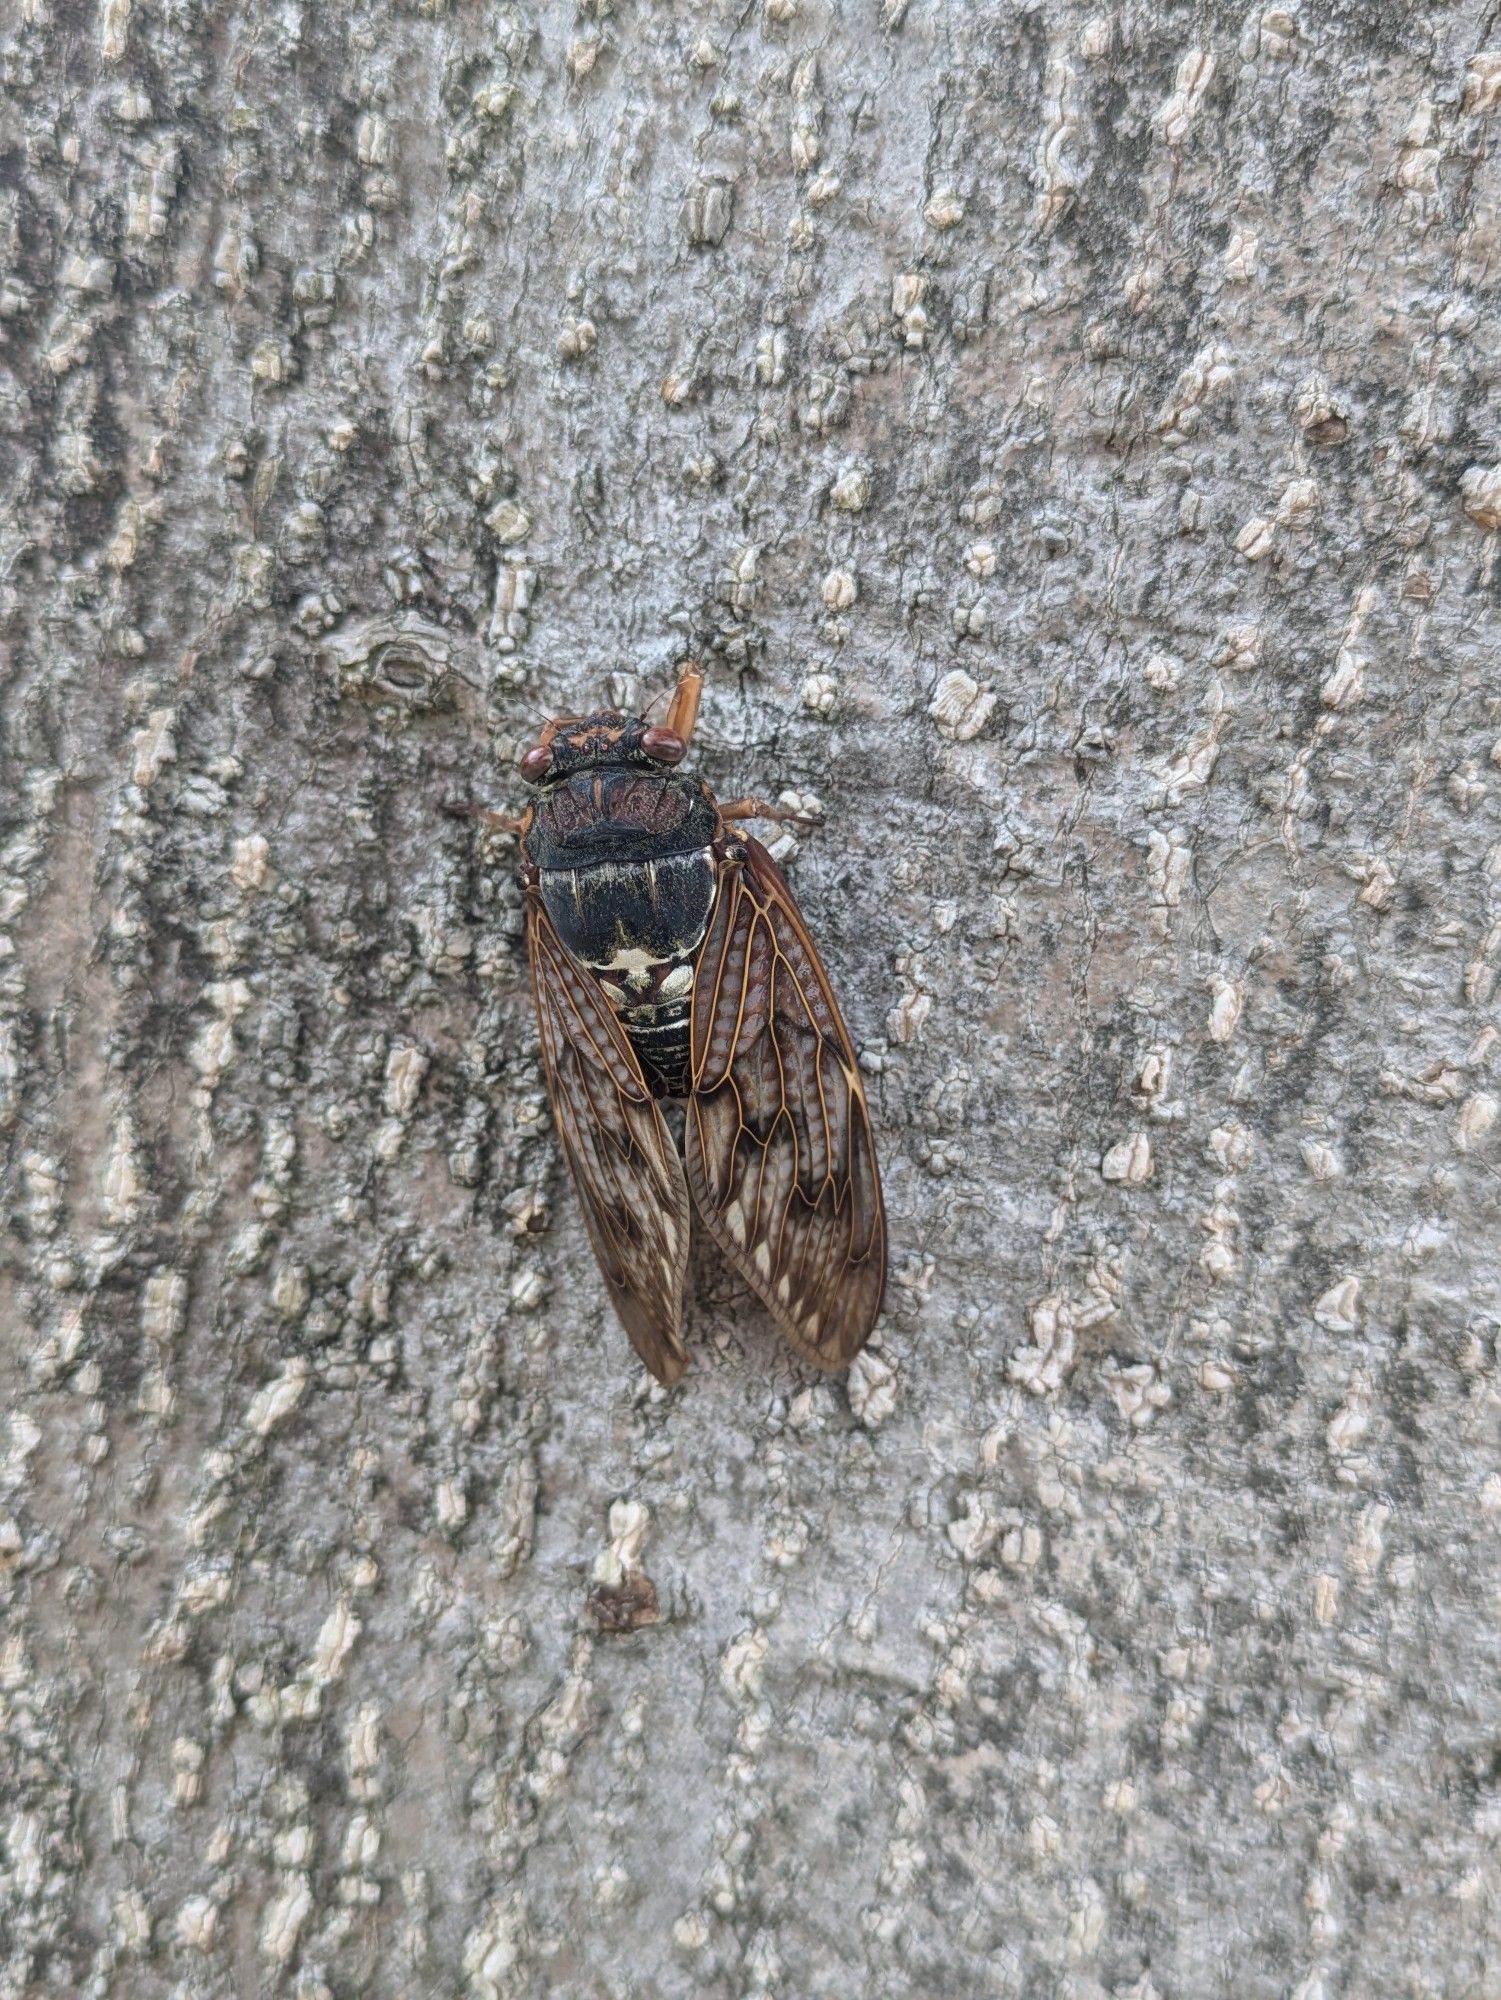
[3,2,1500,1995]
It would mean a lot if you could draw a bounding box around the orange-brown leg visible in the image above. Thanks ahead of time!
[718,796,825,829]
[663,660,704,747]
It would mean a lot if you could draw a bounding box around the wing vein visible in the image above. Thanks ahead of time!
[527,892,691,1383]
[685,838,886,1367]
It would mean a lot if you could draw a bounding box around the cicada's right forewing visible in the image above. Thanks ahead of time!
[526,893,691,1384]
[684,836,886,1369]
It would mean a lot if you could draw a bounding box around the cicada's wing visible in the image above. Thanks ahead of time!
[526,892,691,1384]
[685,836,886,1368]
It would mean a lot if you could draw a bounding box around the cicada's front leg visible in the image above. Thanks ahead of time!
[717,797,825,830]
[663,660,704,747]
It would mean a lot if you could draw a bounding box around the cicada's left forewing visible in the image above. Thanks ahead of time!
[685,836,886,1369]
[526,893,691,1384]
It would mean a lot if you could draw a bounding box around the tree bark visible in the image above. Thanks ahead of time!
[3,1,1500,1995]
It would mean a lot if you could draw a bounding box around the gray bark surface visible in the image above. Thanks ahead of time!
[3,1,1500,1995]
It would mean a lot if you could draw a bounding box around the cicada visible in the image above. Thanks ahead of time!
[459,661,886,1384]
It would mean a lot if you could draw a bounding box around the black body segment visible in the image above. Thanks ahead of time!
[538,850,717,974]
[526,766,720,1098]
[526,768,716,871]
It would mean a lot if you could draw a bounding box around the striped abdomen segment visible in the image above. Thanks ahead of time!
[615,970,695,1097]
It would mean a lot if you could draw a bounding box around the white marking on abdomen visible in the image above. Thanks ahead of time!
[589,944,670,974]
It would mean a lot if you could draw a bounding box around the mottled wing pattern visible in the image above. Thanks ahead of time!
[526,893,691,1384]
[686,836,886,1368]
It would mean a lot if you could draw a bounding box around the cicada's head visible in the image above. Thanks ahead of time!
[517,709,687,786]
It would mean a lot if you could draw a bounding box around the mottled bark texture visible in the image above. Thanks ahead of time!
[2,1,1501,1995]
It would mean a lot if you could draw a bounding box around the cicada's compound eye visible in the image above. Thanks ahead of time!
[640,725,687,766]
[519,743,555,784]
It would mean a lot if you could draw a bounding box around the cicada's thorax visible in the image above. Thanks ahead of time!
[524,765,719,1096]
